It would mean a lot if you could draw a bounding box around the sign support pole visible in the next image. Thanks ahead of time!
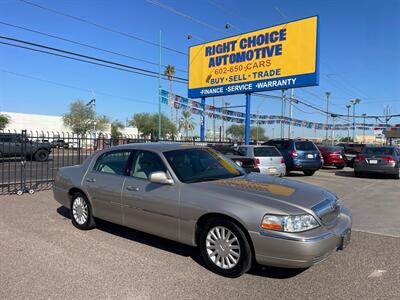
[245,93,251,145]
[200,97,206,141]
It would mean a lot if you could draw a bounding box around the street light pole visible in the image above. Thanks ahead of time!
[280,89,286,138]
[350,99,361,142]
[346,104,351,142]
[158,30,162,140]
[288,88,294,139]
[325,92,331,141]
[362,113,367,143]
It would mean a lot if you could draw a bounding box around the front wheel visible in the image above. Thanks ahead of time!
[303,170,315,176]
[199,219,252,278]
[34,149,49,162]
[70,192,96,230]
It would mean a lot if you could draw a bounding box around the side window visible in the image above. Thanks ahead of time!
[93,150,132,176]
[238,147,247,156]
[131,151,166,180]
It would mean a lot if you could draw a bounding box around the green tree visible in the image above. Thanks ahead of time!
[0,113,10,130]
[179,110,195,139]
[339,137,353,142]
[63,100,109,135]
[226,124,267,141]
[111,120,125,139]
[129,112,176,139]
[164,65,175,124]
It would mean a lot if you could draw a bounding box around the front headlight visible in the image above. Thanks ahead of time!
[261,214,319,232]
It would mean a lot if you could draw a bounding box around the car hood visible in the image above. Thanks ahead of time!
[194,172,335,211]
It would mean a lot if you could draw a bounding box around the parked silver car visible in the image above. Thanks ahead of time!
[237,145,286,176]
[53,143,352,277]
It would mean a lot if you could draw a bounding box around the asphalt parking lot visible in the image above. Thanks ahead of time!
[1,168,399,299]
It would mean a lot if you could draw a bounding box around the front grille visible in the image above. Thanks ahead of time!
[312,196,340,226]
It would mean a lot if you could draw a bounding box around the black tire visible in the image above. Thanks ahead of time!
[336,165,345,169]
[199,218,252,278]
[70,192,96,230]
[34,149,49,162]
[394,169,400,180]
[354,171,362,177]
[303,170,315,176]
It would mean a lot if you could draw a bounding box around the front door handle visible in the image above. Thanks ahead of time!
[126,185,139,191]
[86,178,96,183]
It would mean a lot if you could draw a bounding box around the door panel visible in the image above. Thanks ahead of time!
[122,150,179,241]
[122,178,179,241]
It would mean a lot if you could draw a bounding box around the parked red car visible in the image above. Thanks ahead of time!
[318,145,346,169]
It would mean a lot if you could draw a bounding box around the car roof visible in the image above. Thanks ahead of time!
[110,142,207,153]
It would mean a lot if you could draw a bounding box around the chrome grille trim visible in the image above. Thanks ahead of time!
[312,196,340,225]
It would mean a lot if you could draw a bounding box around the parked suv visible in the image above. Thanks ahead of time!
[263,139,322,176]
[0,133,51,161]
[51,139,69,149]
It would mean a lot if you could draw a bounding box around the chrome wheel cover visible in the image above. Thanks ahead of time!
[206,226,241,269]
[72,197,88,225]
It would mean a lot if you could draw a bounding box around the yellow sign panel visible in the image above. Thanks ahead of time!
[188,16,319,98]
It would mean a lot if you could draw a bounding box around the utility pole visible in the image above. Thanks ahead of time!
[346,104,351,142]
[212,97,216,141]
[221,97,225,141]
[325,92,331,141]
[158,30,162,140]
[288,88,294,139]
[280,89,286,138]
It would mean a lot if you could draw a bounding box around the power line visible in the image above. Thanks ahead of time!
[0,69,158,106]
[0,21,188,74]
[0,36,188,83]
[0,40,188,84]
[17,0,187,56]
[145,0,225,34]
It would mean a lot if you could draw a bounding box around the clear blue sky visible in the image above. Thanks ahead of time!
[0,0,399,138]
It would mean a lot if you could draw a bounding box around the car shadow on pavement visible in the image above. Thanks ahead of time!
[57,206,305,279]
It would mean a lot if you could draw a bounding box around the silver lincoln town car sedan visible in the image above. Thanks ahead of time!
[53,143,352,277]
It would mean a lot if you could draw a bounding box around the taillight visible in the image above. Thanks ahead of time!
[289,150,298,157]
[355,156,365,161]
[255,158,260,167]
[383,157,395,164]
[281,157,285,164]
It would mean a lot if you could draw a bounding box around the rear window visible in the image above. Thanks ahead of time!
[320,146,343,152]
[363,148,394,156]
[254,147,281,157]
[295,141,317,151]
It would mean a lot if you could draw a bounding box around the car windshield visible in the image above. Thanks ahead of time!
[295,141,317,151]
[253,147,281,157]
[363,147,394,156]
[163,148,245,183]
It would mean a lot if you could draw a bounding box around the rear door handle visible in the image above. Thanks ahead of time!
[86,178,96,183]
[126,185,139,191]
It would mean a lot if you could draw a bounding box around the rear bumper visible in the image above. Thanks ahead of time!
[249,208,352,268]
[289,160,322,171]
[259,164,286,176]
[354,164,398,175]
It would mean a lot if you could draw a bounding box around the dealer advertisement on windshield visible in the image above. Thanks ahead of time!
[188,16,319,98]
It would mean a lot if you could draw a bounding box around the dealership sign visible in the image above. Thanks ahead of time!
[188,16,319,98]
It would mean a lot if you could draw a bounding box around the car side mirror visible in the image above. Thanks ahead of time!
[149,171,174,185]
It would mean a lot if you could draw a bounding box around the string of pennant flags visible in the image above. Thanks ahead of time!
[161,90,392,131]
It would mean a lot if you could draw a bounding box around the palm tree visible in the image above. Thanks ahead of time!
[164,65,175,125]
[179,110,195,139]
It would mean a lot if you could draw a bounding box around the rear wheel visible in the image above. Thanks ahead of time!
[354,171,362,177]
[70,192,96,230]
[336,165,345,169]
[303,170,315,176]
[199,218,252,278]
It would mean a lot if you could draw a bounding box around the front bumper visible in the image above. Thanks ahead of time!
[249,208,352,268]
